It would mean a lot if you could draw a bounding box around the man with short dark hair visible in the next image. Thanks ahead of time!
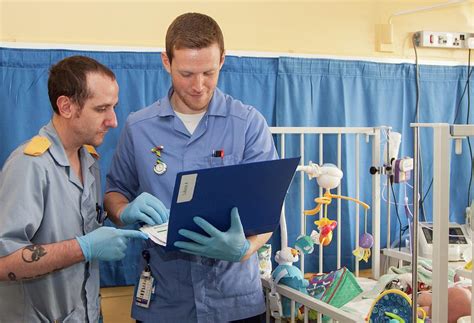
[0,55,148,322]
[105,13,278,322]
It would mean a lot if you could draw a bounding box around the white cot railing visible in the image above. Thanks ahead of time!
[263,126,384,323]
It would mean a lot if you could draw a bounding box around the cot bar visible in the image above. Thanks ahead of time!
[450,124,474,137]
[337,134,342,269]
[386,129,391,249]
[262,279,360,323]
[448,124,474,322]
[279,134,288,249]
[371,129,381,279]
[410,123,450,323]
[300,134,306,274]
[382,248,415,262]
[291,300,296,323]
[319,134,324,273]
[430,125,450,323]
[269,127,376,135]
[412,126,420,323]
[355,134,360,276]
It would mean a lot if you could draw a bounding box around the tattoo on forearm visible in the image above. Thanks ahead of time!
[22,245,47,263]
[7,267,65,281]
[21,267,64,281]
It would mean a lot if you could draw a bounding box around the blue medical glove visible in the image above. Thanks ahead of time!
[76,226,148,262]
[120,192,169,226]
[174,207,250,262]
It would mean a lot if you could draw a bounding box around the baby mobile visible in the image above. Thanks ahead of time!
[295,162,373,262]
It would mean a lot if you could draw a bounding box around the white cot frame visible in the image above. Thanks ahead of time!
[262,126,384,323]
[411,123,473,323]
[382,123,474,323]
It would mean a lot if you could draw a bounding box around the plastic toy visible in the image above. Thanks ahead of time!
[294,233,315,254]
[298,162,372,255]
[353,232,374,262]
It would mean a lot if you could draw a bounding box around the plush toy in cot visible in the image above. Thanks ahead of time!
[271,247,309,318]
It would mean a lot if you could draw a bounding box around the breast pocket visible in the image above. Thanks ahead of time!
[188,155,239,170]
[210,155,238,167]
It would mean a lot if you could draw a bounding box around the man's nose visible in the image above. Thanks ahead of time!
[192,74,204,92]
[105,109,118,128]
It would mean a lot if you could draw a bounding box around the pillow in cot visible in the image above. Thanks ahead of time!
[306,267,363,308]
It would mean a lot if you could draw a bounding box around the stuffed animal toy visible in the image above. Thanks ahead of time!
[271,247,309,318]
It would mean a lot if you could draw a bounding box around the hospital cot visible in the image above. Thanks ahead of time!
[263,124,473,322]
[262,126,385,322]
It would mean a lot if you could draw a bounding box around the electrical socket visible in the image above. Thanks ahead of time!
[468,38,474,49]
[414,31,474,49]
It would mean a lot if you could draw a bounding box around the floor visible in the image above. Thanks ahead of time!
[101,286,135,323]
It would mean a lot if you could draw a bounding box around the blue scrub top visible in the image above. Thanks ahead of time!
[106,88,278,322]
[0,121,102,323]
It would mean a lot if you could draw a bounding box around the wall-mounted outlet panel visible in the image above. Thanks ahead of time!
[414,31,474,49]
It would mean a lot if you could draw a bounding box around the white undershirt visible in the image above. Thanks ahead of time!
[174,110,206,135]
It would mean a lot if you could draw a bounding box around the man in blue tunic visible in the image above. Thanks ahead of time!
[104,12,278,323]
[0,56,148,322]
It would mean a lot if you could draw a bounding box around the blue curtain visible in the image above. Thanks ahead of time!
[276,57,472,271]
[1,47,472,284]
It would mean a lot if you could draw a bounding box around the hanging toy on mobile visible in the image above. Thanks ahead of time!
[297,162,372,258]
[352,217,374,262]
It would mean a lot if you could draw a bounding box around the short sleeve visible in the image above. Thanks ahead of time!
[0,151,46,256]
[243,108,279,163]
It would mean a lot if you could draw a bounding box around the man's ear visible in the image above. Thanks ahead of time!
[161,52,171,73]
[219,52,226,69]
[56,96,73,118]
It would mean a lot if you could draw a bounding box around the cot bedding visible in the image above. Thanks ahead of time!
[340,277,379,320]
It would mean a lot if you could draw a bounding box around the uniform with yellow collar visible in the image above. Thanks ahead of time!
[0,121,103,323]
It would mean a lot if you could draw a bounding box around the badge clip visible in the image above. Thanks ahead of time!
[151,146,167,175]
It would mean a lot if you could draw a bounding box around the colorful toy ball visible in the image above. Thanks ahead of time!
[352,233,374,262]
[359,233,374,249]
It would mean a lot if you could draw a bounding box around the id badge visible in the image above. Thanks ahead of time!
[135,270,155,308]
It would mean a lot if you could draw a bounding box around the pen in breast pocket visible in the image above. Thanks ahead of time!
[212,150,224,158]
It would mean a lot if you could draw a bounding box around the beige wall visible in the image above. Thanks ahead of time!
[1,0,473,62]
